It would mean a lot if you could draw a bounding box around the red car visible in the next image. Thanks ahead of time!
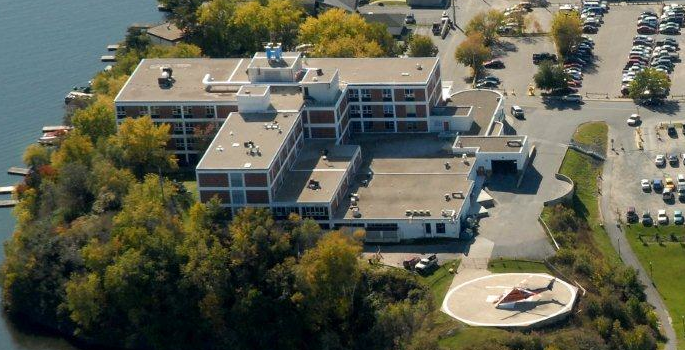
[637,25,656,34]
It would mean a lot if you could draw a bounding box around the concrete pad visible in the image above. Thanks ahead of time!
[442,273,577,328]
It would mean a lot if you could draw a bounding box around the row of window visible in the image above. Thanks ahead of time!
[349,105,418,118]
[116,106,217,118]
[350,121,422,133]
[347,88,415,102]
[425,223,446,234]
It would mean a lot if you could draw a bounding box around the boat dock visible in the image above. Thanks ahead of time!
[129,23,155,30]
[107,44,120,51]
[42,125,72,132]
[101,55,116,62]
[0,186,15,195]
[7,167,30,176]
[0,200,18,208]
[157,4,171,12]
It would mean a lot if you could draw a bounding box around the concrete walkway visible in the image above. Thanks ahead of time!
[601,135,677,350]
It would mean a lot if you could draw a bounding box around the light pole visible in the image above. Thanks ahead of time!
[649,261,653,278]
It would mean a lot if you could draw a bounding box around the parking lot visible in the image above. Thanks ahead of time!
[608,118,685,226]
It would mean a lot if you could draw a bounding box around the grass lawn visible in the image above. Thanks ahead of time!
[487,259,551,274]
[438,327,509,349]
[417,259,460,306]
[557,121,619,262]
[625,224,685,349]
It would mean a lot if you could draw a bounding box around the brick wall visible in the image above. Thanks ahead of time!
[308,110,335,124]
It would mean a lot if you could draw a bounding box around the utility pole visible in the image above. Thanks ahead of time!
[452,0,457,27]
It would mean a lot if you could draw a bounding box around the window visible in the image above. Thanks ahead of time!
[231,190,245,204]
[407,121,418,131]
[273,207,300,220]
[383,105,394,118]
[301,206,329,219]
[406,105,417,117]
[436,223,446,234]
[205,106,215,118]
[384,121,395,131]
[230,173,244,187]
[362,105,372,118]
[186,138,197,150]
[363,121,373,131]
[404,89,415,101]
[174,139,185,151]
[382,89,392,101]
[361,89,371,101]
[173,122,184,135]
[348,89,359,101]
[366,223,398,231]
[185,123,195,134]
[424,223,432,234]
[172,106,182,118]
[138,106,148,117]
[351,121,362,132]
[116,106,126,118]
[150,106,160,118]
[350,105,360,118]
[183,106,193,117]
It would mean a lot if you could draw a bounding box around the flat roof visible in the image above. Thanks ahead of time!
[448,90,502,135]
[304,57,438,85]
[302,68,337,84]
[147,22,184,41]
[274,141,360,203]
[197,111,300,170]
[115,58,243,103]
[454,136,527,153]
[337,172,473,220]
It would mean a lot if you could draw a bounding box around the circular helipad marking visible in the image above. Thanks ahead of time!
[442,273,577,328]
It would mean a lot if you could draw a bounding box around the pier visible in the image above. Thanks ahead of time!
[107,44,120,51]
[0,186,15,195]
[42,125,72,132]
[0,200,18,208]
[100,55,116,62]
[7,167,30,176]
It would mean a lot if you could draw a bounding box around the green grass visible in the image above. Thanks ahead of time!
[573,121,608,152]
[487,259,551,274]
[625,225,685,349]
[558,121,619,262]
[417,259,460,306]
[438,327,509,349]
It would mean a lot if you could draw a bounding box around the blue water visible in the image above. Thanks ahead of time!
[0,1,161,348]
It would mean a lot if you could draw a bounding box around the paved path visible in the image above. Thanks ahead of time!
[601,133,678,350]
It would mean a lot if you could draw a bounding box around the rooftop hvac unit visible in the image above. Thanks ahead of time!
[507,140,523,147]
[441,210,449,217]
[351,198,357,206]
[452,191,464,199]
[405,210,412,216]
[444,193,451,201]
[412,210,420,216]
[425,210,430,216]
[417,210,425,216]
[352,208,361,218]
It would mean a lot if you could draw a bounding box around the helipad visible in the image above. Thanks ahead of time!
[442,273,578,328]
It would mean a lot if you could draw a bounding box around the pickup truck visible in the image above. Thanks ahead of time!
[415,254,438,274]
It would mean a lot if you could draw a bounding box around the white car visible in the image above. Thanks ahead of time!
[627,114,640,126]
[562,94,583,103]
[655,154,666,166]
[678,174,685,186]
[658,209,668,225]
[641,179,651,191]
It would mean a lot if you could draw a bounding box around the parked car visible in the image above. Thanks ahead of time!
[483,59,505,68]
[653,179,663,193]
[664,187,675,201]
[627,114,641,126]
[626,207,639,223]
[480,75,501,83]
[476,80,499,88]
[638,25,657,34]
[655,154,666,166]
[404,13,416,24]
[658,209,669,224]
[402,256,421,269]
[583,25,599,34]
[641,178,651,191]
[675,210,684,225]
[642,210,653,226]
[668,153,679,165]
[562,94,583,103]
[415,254,438,273]
[661,26,680,35]
[511,105,524,119]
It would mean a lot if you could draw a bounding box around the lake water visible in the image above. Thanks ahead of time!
[0,1,161,348]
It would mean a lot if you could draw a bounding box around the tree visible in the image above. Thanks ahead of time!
[628,68,671,101]
[534,61,570,91]
[108,116,177,176]
[551,11,582,57]
[50,131,95,169]
[298,9,393,57]
[465,10,505,46]
[71,96,117,144]
[408,34,438,57]
[454,33,492,76]
[296,231,362,323]
[22,144,50,169]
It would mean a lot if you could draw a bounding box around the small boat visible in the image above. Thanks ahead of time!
[65,91,93,105]
[38,127,71,145]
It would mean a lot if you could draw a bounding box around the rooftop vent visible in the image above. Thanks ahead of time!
[308,179,320,190]
[507,140,523,147]
[444,162,451,170]
[416,63,423,70]
[316,68,324,76]
[401,72,410,76]
[158,66,174,88]
[216,145,224,152]
[244,162,252,168]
